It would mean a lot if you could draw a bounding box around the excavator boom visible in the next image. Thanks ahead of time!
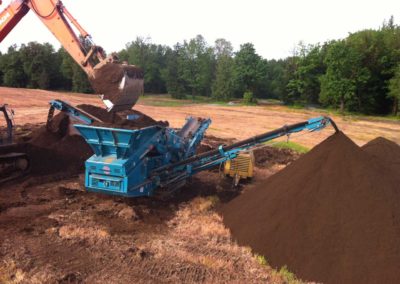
[0,0,143,111]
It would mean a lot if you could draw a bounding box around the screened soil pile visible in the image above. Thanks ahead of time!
[362,137,400,171]
[220,132,400,284]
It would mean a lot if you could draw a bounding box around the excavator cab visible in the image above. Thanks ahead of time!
[0,105,30,184]
[0,104,14,145]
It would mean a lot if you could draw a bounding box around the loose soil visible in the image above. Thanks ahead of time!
[221,132,400,284]
[0,176,282,283]
[0,105,168,182]
[253,146,300,167]
[362,136,400,171]
[89,63,144,105]
[76,104,168,129]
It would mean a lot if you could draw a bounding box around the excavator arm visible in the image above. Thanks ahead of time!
[0,0,144,112]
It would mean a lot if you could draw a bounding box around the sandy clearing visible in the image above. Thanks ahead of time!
[1,87,399,147]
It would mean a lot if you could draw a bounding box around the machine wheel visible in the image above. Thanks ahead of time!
[0,152,30,184]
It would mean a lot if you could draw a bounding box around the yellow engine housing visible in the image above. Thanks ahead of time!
[223,151,254,180]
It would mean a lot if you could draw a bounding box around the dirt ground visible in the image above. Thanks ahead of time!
[0,168,286,283]
[1,87,399,147]
[0,155,287,283]
[0,87,398,283]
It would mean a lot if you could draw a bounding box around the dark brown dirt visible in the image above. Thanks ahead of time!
[0,171,280,283]
[221,132,400,284]
[362,137,400,171]
[253,146,300,167]
[0,134,92,183]
[77,104,168,129]
[89,63,143,103]
[198,136,300,168]
[196,135,235,154]
[13,123,44,143]
[1,105,167,184]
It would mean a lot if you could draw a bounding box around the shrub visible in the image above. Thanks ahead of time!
[243,91,257,105]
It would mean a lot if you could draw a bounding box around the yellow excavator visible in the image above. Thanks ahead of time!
[0,0,144,182]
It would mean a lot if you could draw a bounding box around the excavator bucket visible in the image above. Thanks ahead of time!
[89,62,144,112]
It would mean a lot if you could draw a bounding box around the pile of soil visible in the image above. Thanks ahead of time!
[221,132,400,284]
[197,136,299,168]
[196,135,235,154]
[77,104,168,129]
[1,141,91,179]
[362,137,400,171]
[253,146,300,167]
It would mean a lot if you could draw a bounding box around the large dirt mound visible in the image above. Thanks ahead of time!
[362,136,400,171]
[221,132,400,284]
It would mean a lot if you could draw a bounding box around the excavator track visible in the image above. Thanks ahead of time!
[0,152,30,184]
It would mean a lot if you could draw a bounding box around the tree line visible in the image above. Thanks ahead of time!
[0,17,400,115]
[0,43,93,93]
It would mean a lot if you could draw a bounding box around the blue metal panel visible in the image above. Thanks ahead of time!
[49,100,94,125]
[74,124,163,158]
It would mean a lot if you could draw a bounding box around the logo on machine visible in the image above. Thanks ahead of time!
[102,166,111,175]
[0,12,10,27]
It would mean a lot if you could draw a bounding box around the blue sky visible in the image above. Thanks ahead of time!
[1,0,399,59]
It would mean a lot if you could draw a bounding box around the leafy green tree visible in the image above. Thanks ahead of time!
[233,43,265,98]
[388,64,400,115]
[214,38,233,58]
[0,45,27,87]
[162,45,186,98]
[287,43,328,105]
[320,40,370,112]
[58,47,92,93]
[19,42,60,89]
[280,55,299,104]
[71,64,92,93]
[58,48,73,90]
[177,35,215,99]
[0,26,400,115]
[264,59,287,100]
[346,30,390,113]
[212,55,234,101]
[122,37,168,93]
[212,39,234,101]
